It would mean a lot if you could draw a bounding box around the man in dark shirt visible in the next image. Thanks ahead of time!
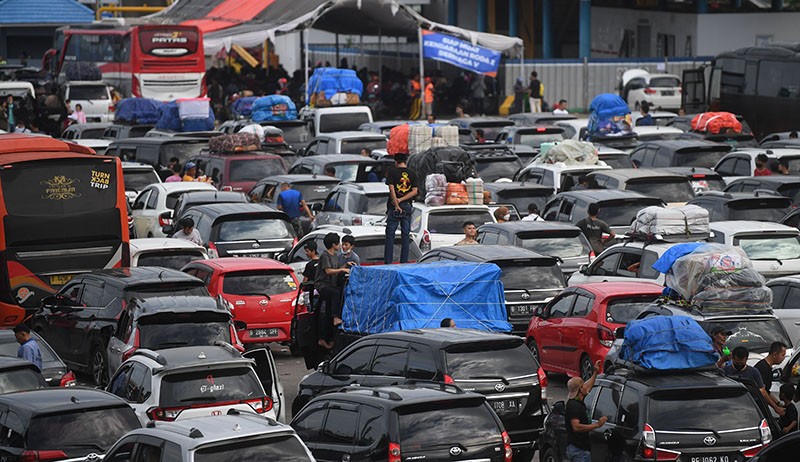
[723,346,785,417]
[754,341,786,405]
[576,203,615,255]
[301,241,319,283]
[384,153,418,264]
[565,359,607,462]
[314,233,350,349]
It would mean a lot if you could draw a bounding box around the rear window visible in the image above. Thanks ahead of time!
[398,403,502,450]
[340,139,386,155]
[69,85,109,101]
[735,234,800,260]
[355,193,389,215]
[194,435,310,462]
[626,179,694,203]
[222,270,297,296]
[279,125,311,144]
[427,210,493,234]
[293,182,339,203]
[649,76,681,88]
[228,158,286,183]
[28,406,140,451]
[125,283,209,300]
[474,158,524,182]
[517,230,590,259]
[597,200,664,226]
[319,113,371,133]
[446,343,537,378]
[216,218,294,241]
[700,318,791,354]
[605,296,659,324]
[648,388,761,432]
[161,142,207,166]
[160,367,262,407]
[495,189,551,216]
[0,335,58,363]
[471,123,512,140]
[518,132,564,148]
[136,251,206,270]
[138,311,230,349]
[497,261,564,290]
[600,154,635,169]
[689,177,725,193]
[123,170,160,191]
[138,28,199,57]
[81,128,106,139]
[777,185,800,204]
[674,149,729,168]
[727,200,789,222]
[358,237,422,264]
[0,368,45,393]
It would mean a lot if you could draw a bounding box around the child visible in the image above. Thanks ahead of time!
[779,383,798,435]
[338,234,360,268]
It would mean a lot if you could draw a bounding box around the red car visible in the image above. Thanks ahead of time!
[525,282,664,380]
[181,257,302,345]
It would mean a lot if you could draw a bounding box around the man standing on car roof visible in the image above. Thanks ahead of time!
[14,324,41,371]
[277,182,314,238]
[576,203,615,256]
[384,153,418,264]
[565,360,606,462]
[723,346,785,416]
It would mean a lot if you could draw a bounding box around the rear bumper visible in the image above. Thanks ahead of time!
[236,320,292,343]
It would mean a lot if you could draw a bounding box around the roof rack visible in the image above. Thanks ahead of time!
[133,349,167,365]
[336,386,403,401]
[404,380,465,394]
[212,341,240,355]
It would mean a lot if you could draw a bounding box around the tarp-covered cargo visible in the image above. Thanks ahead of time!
[629,205,710,241]
[619,316,718,370]
[231,96,258,118]
[251,95,297,122]
[691,112,742,135]
[114,98,163,125]
[587,93,632,139]
[155,100,215,132]
[532,140,598,166]
[342,261,512,334]
[307,67,363,106]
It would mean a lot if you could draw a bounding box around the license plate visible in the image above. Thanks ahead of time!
[489,399,519,413]
[50,274,74,286]
[250,328,279,338]
[690,456,729,462]
[241,253,270,258]
[661,90,675,96]
[510,305,534,315]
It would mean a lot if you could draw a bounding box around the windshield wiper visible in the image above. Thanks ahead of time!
[669,427,721,439]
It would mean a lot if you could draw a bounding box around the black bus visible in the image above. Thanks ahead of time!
[683,43,800,139]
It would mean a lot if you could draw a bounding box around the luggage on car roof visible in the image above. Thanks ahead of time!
[208,133,261,153]
[618,315,718,371]
[629,205,709,242]
[114,98,163,125]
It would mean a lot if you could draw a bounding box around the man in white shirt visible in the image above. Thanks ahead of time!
[171,217,203,246]
[522,204,544,221]
[553,99,569,114]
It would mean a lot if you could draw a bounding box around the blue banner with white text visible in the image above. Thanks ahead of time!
[421,30,501,76]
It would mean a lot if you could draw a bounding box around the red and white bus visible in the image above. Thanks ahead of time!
[46,24,206,101]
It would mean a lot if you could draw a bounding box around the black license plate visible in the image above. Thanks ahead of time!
[690,456,730,462]
[250,328,279,338]
[661,90,674,96]
[489,399,519,413]
[510,305,534,315]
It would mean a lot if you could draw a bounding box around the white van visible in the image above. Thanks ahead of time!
[63,81,114,123]
[300,105,373,137]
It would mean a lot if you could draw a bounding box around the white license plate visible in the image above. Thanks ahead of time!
[241,253,270,258]
[490,399,519,413]
[690,456,729,462]
[661,90,675,96]
[250,328,279,338]
[510,305,534,315]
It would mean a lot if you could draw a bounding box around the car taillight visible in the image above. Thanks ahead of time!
[502,431,513,462]
[639,424,681,461]
[208,242,219,258]
[230,325,244,351]
[108,103,115,113]
[537,366,548,400]
[20,450,68,462]
[740,444,764,458]
[59,370,76,387]
[421,230,431,252]
[158,214,172,227]
[388,442,401,462]
[759,418,772,444]
[121,329,140,363]
[443,374,454,384]
[221,186,233,192]
[353,216,363,225]
[292,236,298,247]
[644,88,657,94]
[200,74,208,97]
[597,325,615,348]
[132,75,141,98]
[244,397,273,413]
[147,406,183,422]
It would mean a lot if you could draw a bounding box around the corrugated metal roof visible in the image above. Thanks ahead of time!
[0,0,93,24]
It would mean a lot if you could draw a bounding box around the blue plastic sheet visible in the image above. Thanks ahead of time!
[619,316,718,370]
[155,101,214,131]
[251,95,297,122]
[342,261,511,334]
[231,96,258,118]
[652,242,706,274]
[306,67,363,101]
[114,98,163,124]
[586,93,631,139]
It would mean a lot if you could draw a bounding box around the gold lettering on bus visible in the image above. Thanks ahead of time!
[41,176,81,200]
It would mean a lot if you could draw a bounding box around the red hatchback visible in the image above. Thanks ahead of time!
[525,282,664,380]
[181,258,302,345]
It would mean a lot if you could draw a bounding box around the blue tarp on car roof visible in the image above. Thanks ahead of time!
[619,315,718,370]
[342,261,511,334]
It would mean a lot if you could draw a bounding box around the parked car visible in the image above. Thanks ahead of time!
[160,190,250,234]
[303,131,387,156]
[122,161,161,203]
[663,167,727,194]
[105,295,241,376]
[554,119,589,140]
[509,113,578,127]
[494,125,565,148]
[219,119,312,153]
[514,162,613,192]
[526,282,664,379]
[178,203,295,259]
[32,267,209,385]
[102,123,154,140]
[725,175,800,206]
[359,120,416,135]
[477,221,593,274]
[630,139,732,169]
[106,344,285,424]
[300,105,373,137]
[714,148,800,183]
[61,122,111,140]
[314,182,388,228]
[71,138,111,154]
[595,146,635,168]
[0,388,141,462]
[450,116,515,141]
[0,357,48,393]
[131,182,216,238]
[249,174,341,210]
[668,114,758,148]
[0,330,76,387]
[187,151,287,193]
[411,203,495,251]
[61,81,114,122]
[292,384,512,462]
[293,328,547,460]
[466,147,525,182]
[483,182,555,218]
[588,168,696,206]
[688,191,792,222]
[181,258,301,347]
[743,430,800,462]
[102,413,315,461]
[620,70,682,111]
[766,275,800,345]
[106,137,209,177]
[708,221,800,279]
[568,241,677,286]
[630,110,679,127]
[288,154,381,183]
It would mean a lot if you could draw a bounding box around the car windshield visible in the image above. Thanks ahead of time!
[398,403,502,451]
[474,158,524,182]
[649,76,681,87]
[427,210,493,234]
[446,343,537,378]
[600,154,635,169]
[293,182,340,203]
[778,185,800,204]
[648,388,760,432]
[70,86,108,100]
[81,128,106,139]
[139,312,230,349]
[517,230,590,259]
[223,270,297,296]
[0,368,45,393]
[279,125,311,144]
[194,435,310,462]
[123,170,160,191]
[735,234,800,260]
[626,179,695,203]
[136,251,206,270]
[161,142,208,166]
[351,193,389,215]
[340,139,386,154]
[228,158,286,182]
[597,200,664,226]
[518,133,564,148]
[497,262,564,290]
[356,237,422,264]
[160,367,262,407]
[319,113,371,133]
[700,318,791,353]
[495,189,552,215]
[605,296,660,324]
[216,218,293,241]
[675,150,729,168]
[327,163,361,182]
[727,200,789,222]
[689,177,726,193]
[28,407,140,452]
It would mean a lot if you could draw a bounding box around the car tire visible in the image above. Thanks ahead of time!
[292,394,311,417]
[526,338,540,364]
[540,446,557,462]
[147,232,153,238]
[91,345,109,386]
[513,447,535,462]
[579,354,594,381]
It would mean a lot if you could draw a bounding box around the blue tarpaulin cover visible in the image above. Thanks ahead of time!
[306,67,363,101]
[251,95,297,122]
[342,261,511,334]
[652,242,705,274]
[114,98,163,124]
[619,316,718,370]
[231,96,258,118]
[587,93,631,139]
[155,101,215,131]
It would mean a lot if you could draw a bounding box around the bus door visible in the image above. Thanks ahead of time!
[682,68,707,114]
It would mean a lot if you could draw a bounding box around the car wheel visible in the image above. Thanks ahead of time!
[540,446,557,462]
[91,345,109,386]
[513,447,535,462]
[580,354,594,381]
[147,232,153,238]
[635,101,641,111]
[292,394,311,417]
[527,338,540,364]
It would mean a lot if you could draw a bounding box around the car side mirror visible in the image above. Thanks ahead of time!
[317,360,330,373]
[579,264,588,274]
[615,326,625,339]
[276,253,288,263]
[41,295,56,307]
[311,202,323,212]
[161,225,173,236]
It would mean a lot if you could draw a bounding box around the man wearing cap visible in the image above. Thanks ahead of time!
[182,162,199,182]
[711,326,732,368]
[565,360,607,462]
[384,153,418,264]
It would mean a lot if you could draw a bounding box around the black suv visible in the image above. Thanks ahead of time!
[539,369,776,462]
[418,245,566,335]
[483,182,555,217]
[293,328,547,460]
[464,146,525,183]
[32,267,209,385]
[160,190,249,234]
[0,388,140,461]
[629,139,732,169]
[724,175,800,206]
[0,357,47,394]
[542,190,666,237]
[292,384,512,462]
[688,191,792,222]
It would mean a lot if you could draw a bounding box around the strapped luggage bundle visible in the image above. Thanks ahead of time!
[628,205,710,243]
[155,99,215,132]
[208,133,261,153]
[114,98,163,125]
[251,95,297,122]
[307,68,363,107]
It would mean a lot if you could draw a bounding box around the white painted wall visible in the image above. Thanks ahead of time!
[592,7,698,57]
[696,13,800,55]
